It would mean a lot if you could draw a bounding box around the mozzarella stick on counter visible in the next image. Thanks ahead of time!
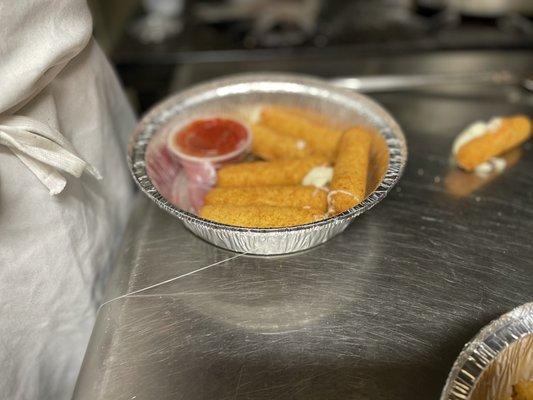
[204,186,328,212]
[200,204,324,228]
[217,156,328,187]
[251,124,314,160]
[455,115,531,171]
[330,127,372,214]
[260,106,342,160]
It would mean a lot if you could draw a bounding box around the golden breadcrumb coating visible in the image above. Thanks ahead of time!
[217,156,328,187]
[199,204,324,228]
[456,115,531,171]
[205,185,328,212]
[251,123,315,160]
[259,106,342,160]
[330,127,371,214]
[512,381,533,400]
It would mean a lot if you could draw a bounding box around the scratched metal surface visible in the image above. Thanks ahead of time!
[74,51,533,400]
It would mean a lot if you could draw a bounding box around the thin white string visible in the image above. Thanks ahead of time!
[98,252,247,312]
[111,292,222,299]
[97,191,358,312]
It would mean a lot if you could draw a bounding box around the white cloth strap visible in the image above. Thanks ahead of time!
[0,115,101,195]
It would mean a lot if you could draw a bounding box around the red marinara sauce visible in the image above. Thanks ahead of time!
[173,118,248,158]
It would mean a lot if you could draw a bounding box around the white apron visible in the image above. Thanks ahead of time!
[0,1,135,399]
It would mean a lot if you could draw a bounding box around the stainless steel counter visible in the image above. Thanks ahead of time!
[74,51,533,400]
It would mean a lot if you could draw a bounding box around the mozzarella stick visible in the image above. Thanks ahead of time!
[260,106,342,160]
[217,156,328,187]
[200,204,324,228]
[513,381,533,400]
[455,115,531,171]
[330,127,372,214]
[251,124,314,160]
[204,186,328,212]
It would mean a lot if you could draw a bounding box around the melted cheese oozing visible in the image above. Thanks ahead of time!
[238,105,262,124]
[491,157,506,172]
[474,157,507,177]
[295,140,307,150]
[302,166,333,188]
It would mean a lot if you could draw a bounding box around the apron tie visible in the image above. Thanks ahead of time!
[0,115,101,195]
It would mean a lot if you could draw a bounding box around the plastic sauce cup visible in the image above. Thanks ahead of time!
[166,117,252,209]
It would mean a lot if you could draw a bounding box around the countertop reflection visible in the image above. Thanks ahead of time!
[74,50,533,400]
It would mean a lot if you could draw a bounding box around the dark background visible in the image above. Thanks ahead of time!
[88,0,533,112]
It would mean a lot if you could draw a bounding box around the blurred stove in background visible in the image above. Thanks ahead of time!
[111,0,533,112]
[192,0,322,48]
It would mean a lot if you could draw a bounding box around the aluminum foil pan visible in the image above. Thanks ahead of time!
[128,73,407,255]
[441,302,533,400]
